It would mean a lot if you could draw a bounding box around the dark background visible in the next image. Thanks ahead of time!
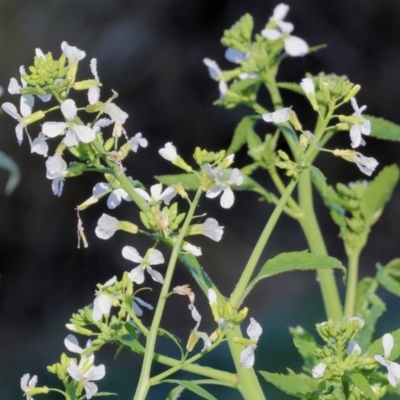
[0,0,400,399]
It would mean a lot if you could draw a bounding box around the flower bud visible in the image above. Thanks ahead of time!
[119,221,138,234]
[73,79,99,90]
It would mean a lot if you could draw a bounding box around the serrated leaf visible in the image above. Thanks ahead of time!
[366,328,400,360]
[309,165,327,196]
[349,373,378,400]
[360,165,399,225]
[376,259,400,297]
[365,115,400,141]
[227,115,260,154]
[166,385,185,400]
[243,251,346,300]
[163,380,217,400]
[289,327,319,371]
[259,371,311,396]
[156,173,200,190]
[0,151,20,194]
[293,338,319,355]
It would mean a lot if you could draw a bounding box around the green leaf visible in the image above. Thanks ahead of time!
[349,373,378,400]
[158,328,184,358]
[124,321,139,341]
[309,165,327,196]
[259,371,311,397]
[293,338,319,355]
[163,380,217,400]
[365,115,400,141]
[366,328,400,360]
[227,115,260,154]
[277,82,303,95]
[289,326,319,371]
[243,251,346,300]
[156,173,200,190]
[166,385,185,400]
[0,150,20,194]
[360,164,399,225]
[376,259,400,297]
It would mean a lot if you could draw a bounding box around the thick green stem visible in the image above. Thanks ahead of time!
[230,176,299,308]
[133,188,203,400]
[344,249,361,318]
[298,170,343,321]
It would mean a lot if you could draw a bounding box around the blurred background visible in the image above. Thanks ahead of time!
[0,0,400,399]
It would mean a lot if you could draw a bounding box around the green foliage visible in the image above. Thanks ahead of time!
[289,326,319,372]
[227,115,261,154]
[243,251,345,300]
[163,380,218,400]
[309,165,327,196]
[365,115,400,141]
[0,150,20,194]
[376,258,400,297]
[349,373,378,400]
[221,13,254,53]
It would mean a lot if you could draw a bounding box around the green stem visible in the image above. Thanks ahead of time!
[226,326,266,400]
[297,170,343,321]
[230,176,299,308]
[133,188,203,400]
[344,248,361,318]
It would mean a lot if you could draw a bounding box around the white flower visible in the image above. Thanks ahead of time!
[182,242,202,257]
[129,132,148,152]
[64,334,92,354]
[300,78,315,95]
[102,102,129,124]
[203,58,228,98]
[61,41,86,63]
[133,297,153,317]
[262,108,291,124]
[92,276,117,321]
[93,182,132,209]
[42,99,96,147]
[240,318,262,368]
[271,3,290,22]
[134,183,177,206]
[312,363,326,379]
[349,98,371,148]
[200,218,224,242]
[95,213,120,240]
[1,101,32,145]
[207,288,217,305]
[31,133,49,157]
[159,142,178,162]
[88,58,101,104]
[21,374,38,400]
[8,66,38,114]
[46,154,67,196]
[122,246,165,284]
[202,165,243,209]
[261,21,308,57]
[333,149,378,176]
[224,48,248,64]
[67,357,105,400]
[374,333,400,387]
[190,306,212,351]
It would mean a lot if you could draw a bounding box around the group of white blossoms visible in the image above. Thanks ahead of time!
[203,3,378,177]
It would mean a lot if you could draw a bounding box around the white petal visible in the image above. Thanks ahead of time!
[388,362,400,387]
[225,48,247,63]
[160,186,177,205]
[31,133,49,157]
[229,168,244,186]
[272,3,289,22]
[207,289,217,304]
[355,154,378,176]
[8,78,21,94]
[134,297,153,310]
[350,124,362,148]
[150,183,163,199]
[67,360,83,381]
[277,21,294,34]
[205,185,223,199]
[20,374,30,391]
[122,246,143,263]
[61,42,86,62]
[84,382,98,400]
[88,86,100,105]
[133,188,151,203]
[64,129,79,147]
[183,242,202,256]
[2,102,20,120]
[300,78,315,95]
[20,95,34,117]
[261,29,282,41]
[86,364,105,381]
[73,124,96,143]
[247,318,262,341]
[52,177,64,196]
[346,340,361,355]
[115,188,131,201]
[16,123,24,145]
[42,121,67,138]
[38,93,52,102]
[147,266,164,284]
[202,218,224,242]
[203,58,221,80]
[220,187,235,209]
[103,103,128,124]
[107,191,122,209]
[312,363,326,378]
[64,334,83,354]
[240,346,255,368]
[61,99,77,121]
[102,276,117,288]
[284,36,309,57]
[90,58,99,81]
[93,182,111,196]
[262,108,291,123]
[129,266,145,284]
[147,249,165,265]
[383,334,394,359]
[159,142,178,161]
